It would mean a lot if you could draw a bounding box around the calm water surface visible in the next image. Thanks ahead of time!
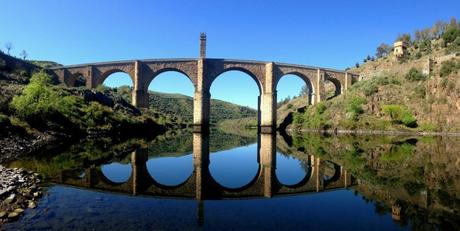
[4,131,460,230]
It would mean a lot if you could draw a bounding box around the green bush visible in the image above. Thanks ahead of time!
[82,102,113,129]
[382,105,403,121]
[292,112,305,125]
[11,71,80,119]
[382,104,417,127]
[316,103,327,114]
[442,26,460,44]
[346,96,366,121]
[374,74,401,86]
[362,82,378,96]
[401,111,417,128]
[414,85,426,99]
[0,114,9,123]
[440,60,460,77]
[405,68,426,81]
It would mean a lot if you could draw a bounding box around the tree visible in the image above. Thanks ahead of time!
[449,17,458,29]
[5,42,12,55]
[442,25,459,45]
[376,43,391,58]
[300,85,311,96]
[396,33,411,44]
[19,50,28,60]
[355,62,360,68]
[432,21,448,38]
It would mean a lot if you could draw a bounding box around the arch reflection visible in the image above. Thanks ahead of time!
[55,133,354,199]
[146,154,194,187]
[100,162,132,184]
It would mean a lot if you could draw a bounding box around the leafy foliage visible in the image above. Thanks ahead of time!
[405,68,426,81]
[345,96,366,121]
[440,60,460,77]
[382,105,417,127]
[11,71,80,120]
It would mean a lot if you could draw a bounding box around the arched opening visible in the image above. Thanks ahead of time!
[322,161,341,186]
[276,74,314,130]
[324,78,341,100]
[70,73,86,87]
[100,71,134,103]
[147,154,194,187]
[209,70,261,132]
[275,152,311,187]
[147,71,195,127]
[209,143,260,190]
[101,162,132,184]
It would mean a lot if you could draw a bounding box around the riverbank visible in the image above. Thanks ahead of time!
[288,128,460,137]
[0,165,42,225]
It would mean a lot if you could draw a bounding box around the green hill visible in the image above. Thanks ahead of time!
[289,18,460,133]
[105,86,257,126]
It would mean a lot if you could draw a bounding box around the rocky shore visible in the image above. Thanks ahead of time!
[0,165,42,224]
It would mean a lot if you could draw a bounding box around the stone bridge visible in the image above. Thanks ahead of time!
[54,133,355,199]
[48,34,358,133]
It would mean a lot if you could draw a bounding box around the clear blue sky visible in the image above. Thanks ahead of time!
[1,0,459,108]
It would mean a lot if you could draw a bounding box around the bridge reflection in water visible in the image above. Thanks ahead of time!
[56,133,354,198]
[54,133,354,224]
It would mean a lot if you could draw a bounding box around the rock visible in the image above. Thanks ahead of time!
[0,211,7,218]
[28,201,37,209]
[14,208,24,214]
[4,193,16,204]
[7,212,19,219]
[33,192,40,198]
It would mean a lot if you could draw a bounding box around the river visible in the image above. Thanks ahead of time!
[3,130,460,230]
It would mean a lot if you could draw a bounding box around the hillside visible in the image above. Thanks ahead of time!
[290,20,460,133]
[105,86,257,126]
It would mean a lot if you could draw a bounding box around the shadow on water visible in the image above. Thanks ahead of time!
[4,129,460,230]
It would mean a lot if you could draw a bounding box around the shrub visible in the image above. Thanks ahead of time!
[405,68,426,81]
[82,102,113,128]
[362,82,378,96]
[0,114,9,123]
[440,60,460,77]
[414,85,426,99]
[375,74,401,86]
[382,105,403,121]
[346,96,366,121]
[292,112,305,125]
[11,71,80,119]
[316,103,327,114]
[401,111,417,128]
[440,78,449,88]
[442,26,460,44]
[382,104,417,127]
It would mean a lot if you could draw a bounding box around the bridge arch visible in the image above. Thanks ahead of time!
[143,68,196,93]
[146,154,194,187]
[100,162,133,185]
[322,161,341,187]
[275,154,313,188]
[324,76,342,100]
[209,69,262,126]
[208,143,262,191]
[66,72,87,87]
[275,72,315,105]
[208,67,263,95]
[96,69,135,87]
